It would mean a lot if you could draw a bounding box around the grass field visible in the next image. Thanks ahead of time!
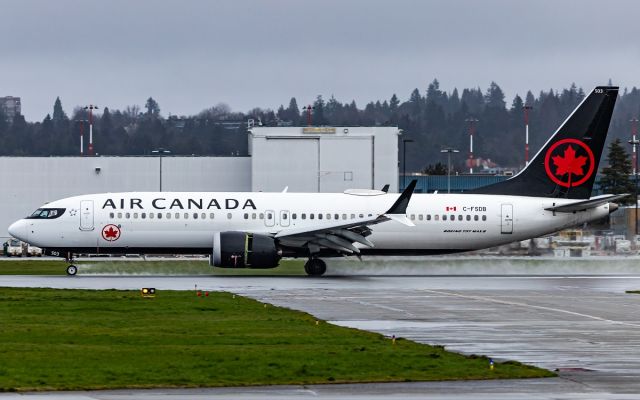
[0,258,305,276]
[0,288,553,391]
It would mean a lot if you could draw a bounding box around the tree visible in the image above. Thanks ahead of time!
[52,97,68,122]
[145,97,160,117]
[599,138,635,203]
[422,162,447,175]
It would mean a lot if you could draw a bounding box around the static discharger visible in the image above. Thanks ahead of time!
[141,288,156,298]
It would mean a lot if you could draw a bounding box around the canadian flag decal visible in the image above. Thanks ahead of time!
[445,206,457,211]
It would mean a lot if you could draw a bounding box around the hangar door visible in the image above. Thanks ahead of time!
[257,138,319,192]
[319,137,373,192]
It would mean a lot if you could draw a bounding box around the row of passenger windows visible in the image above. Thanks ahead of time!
[410,214,487,221]
[108,211,487,222]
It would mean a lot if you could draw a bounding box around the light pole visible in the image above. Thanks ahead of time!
[83,105,99,156]
[151,148,171,192]
[465,118,479,173]
[440,147,459,194]
[402,139,414,190]
[629,134,639,236]
[524,104,533,166]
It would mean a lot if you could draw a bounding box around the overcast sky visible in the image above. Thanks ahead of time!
[1,0,639,121]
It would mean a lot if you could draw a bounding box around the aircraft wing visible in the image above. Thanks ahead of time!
[274,180,417,255]
[545,194,628,213]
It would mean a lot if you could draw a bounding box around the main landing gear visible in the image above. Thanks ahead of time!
[304,258,326,276]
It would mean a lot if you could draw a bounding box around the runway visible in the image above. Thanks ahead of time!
[1,269,640,398]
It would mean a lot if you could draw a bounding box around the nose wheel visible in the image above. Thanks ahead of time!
[304,258,327,276]
[66,265,78,276]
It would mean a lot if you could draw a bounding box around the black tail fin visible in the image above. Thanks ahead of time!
[472,86,618,199]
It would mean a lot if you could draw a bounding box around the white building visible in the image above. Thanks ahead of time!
[0,126,400,238]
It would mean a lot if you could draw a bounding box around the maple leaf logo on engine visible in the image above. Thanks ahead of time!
[544,138,595,188]
[101,224,121,241]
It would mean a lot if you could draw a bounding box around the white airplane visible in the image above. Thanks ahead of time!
[8,86,624,276]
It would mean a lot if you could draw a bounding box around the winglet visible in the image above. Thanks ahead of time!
[381,184,390,193]
[386,180,417,215]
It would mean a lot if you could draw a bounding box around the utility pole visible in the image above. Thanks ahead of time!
[151,148,171,192]
[524,104,533,166]
[84,105,99,156]
[465,118,478,173]
[440,148,459,194]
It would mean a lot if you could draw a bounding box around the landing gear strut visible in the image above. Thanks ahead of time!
[304,258,326,276]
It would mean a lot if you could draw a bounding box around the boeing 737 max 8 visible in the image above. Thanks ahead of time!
[8,86,624,276]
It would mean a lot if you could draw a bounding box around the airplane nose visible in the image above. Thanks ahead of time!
[8,220,27,241]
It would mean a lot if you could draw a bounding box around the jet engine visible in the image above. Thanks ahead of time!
[210,232,281,269]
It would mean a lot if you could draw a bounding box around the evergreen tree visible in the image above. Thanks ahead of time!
[52,97,68,122]
[145,97,161,117]
[599,138,635,203]
[312,95,326,125]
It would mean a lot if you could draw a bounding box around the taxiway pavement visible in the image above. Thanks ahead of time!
[1,266,640,398]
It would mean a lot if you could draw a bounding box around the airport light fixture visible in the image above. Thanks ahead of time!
[83,105,99,156]
[523,105,533,166]
[440,147,459,194]
[402,139,414,191]
[629,131,639,236]
[151,148,171,192]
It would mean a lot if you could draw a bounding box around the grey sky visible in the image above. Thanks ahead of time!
[1,0,639,121]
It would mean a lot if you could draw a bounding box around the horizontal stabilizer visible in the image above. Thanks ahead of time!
[545,194,629,213]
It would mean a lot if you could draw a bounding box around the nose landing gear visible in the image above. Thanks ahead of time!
[304,258,327,276]
[65,253,77,276]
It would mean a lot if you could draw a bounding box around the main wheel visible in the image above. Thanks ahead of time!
[304,258,327,276]
[66,265,78,276]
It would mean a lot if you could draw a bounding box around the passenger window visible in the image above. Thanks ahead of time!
[319,214,323,220]
[142,213,146,219]
[166,213,171,219]
[334,214,339,220]
[351,214,355,219]
[252,213,257,219]
[193,213,198,219]
[110,212,115,219]
[175,213,180,219]
[466,215,471,221]
[283,213,288,220]
[426,214,431,221]
[474,215,479,221]
[310,214,314,220]
[458,215,463,221]
[227,213,232,219]
[434,215,439,221]
[410,214,415,220]
[419,215,423,221]
[442,215,447,221]
[149,213,154,219]
[302,213,306,220]
[133,213,138,219]
[450,214,455,221]
[359,214,364,218]
[327,214,331,220]
[201,213,206,220]
[259,213,264,219]
[210,213,215,219]
[292,213,297,219]
[125,212,130,219]
[157,213,162,219]
[267,213,272,220]
[244,213,249,220]
[482,215,487,221]
[117,212,122,219]
[184,213,189,219]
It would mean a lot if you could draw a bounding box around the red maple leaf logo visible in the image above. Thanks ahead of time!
[551,145,587,177]
[104,227,118,238]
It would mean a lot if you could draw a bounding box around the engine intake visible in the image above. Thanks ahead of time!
[210,232,280,269]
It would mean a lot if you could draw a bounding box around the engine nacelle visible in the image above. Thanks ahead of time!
[210,232,280,269]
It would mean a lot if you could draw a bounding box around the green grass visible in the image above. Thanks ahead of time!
[0,288,553,391]
[0,259,305,276]
[627,290,640,294]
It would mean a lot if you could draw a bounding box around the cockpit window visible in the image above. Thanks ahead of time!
[26,208,66,219]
